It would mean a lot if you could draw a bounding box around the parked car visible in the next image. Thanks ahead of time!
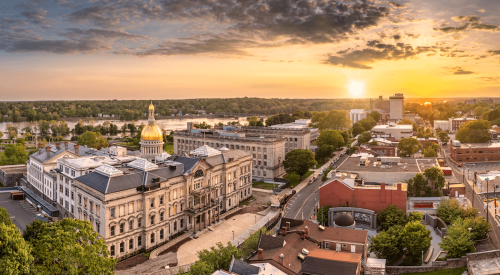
[308,180,313,185]
[319,171,323,176]
[458,163,463,167]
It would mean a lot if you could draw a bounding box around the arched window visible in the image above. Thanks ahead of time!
[194,169,204,179]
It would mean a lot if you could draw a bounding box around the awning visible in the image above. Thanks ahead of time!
[20,186,59,217]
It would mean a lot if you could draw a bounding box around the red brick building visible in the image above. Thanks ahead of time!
[449,140,500,163]
[319,179,407,213]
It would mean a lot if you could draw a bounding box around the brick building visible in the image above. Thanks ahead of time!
[319,176,407,213]
[449,140,500,163]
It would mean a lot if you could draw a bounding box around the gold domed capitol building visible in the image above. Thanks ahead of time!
[140,101,164,160]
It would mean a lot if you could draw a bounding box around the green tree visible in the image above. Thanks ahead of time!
[77,132,109,150]
[357,131,372,144]
[368,111,381,122]
[25,218,116,274]
[439,217,475,258]
[436,198,465,225]
[423,166,446,195]
[0,222,34,275]
[408,212,424,222]
[398,118,417,131]
[397,138,422,157]
[463,216,490,240]
[317,205,329,226]
[316,130,345,149]
[315,110,349,131]
[352,123,365,136]
[181,242,241,275]
[377,205,408,231]
[0,207,13,225]
[423,143,438,157]
[369,225,403,261]
[0,143,29,165]
[406,173,427,197]
[400,221,432,261]
[283,149,317,180]
[437,131,450,143]
[455,120,491,143]
[241,229,268,259]
[315,144,334,163]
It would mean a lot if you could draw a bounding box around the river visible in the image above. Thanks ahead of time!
[0,116,250,139]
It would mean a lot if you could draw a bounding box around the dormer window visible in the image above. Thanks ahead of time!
[194,169,204,179]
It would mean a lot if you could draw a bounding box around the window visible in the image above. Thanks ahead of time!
[150,233,155,244]
[110,207,116,218]
[151,215,155,225]
[96,205,100,217]
[180,219,183,228]
[65,188,69,196]
[71,191,74,200]
[325,242,330,249]
[78,194,82,204]
[160,196,164,205]
[174,205,177,215]
[174,221,177,231]
[129,239,133,250]
[138,218,142,227]
[160,229,164,239]
[120,223,124,233]
[160,212,164,221]
[96,222,100,233]
[110,225,115,236]
[150,199,155,208]
[119,205,125,216]
[129,220,133,230]
[65,167,69,174]
[90,201,93,212]
[129,202,134,213]
[84,197,87,208]
[110,245,115,256]
[138,200,143,211]
[138,236,142,246]
[120,242,124,253]
[60,184,63,192]
[71,170,75,177]
[71,205,74,213]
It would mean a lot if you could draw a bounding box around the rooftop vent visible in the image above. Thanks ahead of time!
[319,225,325,231]
[297,254,305,261]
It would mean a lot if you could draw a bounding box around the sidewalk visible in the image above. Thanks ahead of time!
[231,209,278,247]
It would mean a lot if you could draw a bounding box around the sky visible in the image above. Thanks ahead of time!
[1,0,499,100]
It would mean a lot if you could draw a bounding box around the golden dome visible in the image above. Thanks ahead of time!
[149,101,154,111]
[141,124,163,141]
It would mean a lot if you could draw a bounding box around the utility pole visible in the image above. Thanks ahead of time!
[486,177,490,223]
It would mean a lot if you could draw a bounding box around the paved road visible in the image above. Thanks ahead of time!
[284,150,350,220]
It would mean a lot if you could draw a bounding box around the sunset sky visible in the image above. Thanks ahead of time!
[1,0,499,100]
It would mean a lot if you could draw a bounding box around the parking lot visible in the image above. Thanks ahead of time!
[0,192,38,231]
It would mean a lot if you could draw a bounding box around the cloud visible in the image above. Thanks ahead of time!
[447,66,475,75]
[20,8,55,27]
[487,49,500,56]
[322,40,437,69]
[434,15,499,33]
[478,77,500,82]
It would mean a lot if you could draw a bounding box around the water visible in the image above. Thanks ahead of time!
[0,116,250,139]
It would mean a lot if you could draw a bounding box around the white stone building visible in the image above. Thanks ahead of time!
[349,109,368,124]
[389,93,404,120]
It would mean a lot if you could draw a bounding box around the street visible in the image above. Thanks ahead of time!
[284,149,350,220]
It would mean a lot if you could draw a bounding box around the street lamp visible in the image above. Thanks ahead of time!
[468,227,472,241]
[421,250,424,265]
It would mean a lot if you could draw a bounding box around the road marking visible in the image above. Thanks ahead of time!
[294,187,319,219]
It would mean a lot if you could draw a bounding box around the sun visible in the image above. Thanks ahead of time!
[348,81,365,97]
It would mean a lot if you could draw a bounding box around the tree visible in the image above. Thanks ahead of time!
[400,221,432,261]
[357,131,372,144]
[315,144,334,163]
[314,110,349,131]
[241,229,268,259]
[463,216,490,240]
[0,143,29,165]
[0,222,34,275]
[283,149,317,180]
[439,217,475,258]
[398,118,417,131]
[397,138,422,157]
[437,131,450,143]
[436,198,465,225]
[423,144,438,157]
[368,111,381,122]
[316,130,345,149]
[369,225,403,261]
[77,132,109,150]
[180,242,241,275]
[0,207,13,225]
[408,212,424,222]
[455,120,491,143]
[317,205,329,226]
[25,218,116,274]
[377,205,408,231]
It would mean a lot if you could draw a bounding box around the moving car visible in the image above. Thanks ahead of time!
[308,180,313,185]
[319,171,323,176]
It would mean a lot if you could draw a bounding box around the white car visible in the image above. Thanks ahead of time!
[319,171,323,176]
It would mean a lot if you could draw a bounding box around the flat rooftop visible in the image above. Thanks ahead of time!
[452,141,500,149]
[59,155,138,169]
[0,166,27,173]
[372,124,413,130]
[337,157,439,174]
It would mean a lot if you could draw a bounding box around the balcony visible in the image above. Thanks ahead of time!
[187,198,219,214]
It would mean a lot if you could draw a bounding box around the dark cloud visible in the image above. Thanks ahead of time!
[478,77,500,82]
[487,49,500,56]
[434,16,499,33]
[449,66,475,75]
[322,40,437,69]
[20,8,54,26]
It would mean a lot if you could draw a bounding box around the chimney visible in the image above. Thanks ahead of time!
[279,254,284,265]
[74,144,79,155]
[257,248,264,260]
[357,147,361,154]
[45,146,51,159]
[282,226,287,235]
[38,143,43,155]
[305,226,309,235]
[301,231,306,240]
[64,142,68,150]
[380,183,386,203]
[56,142,61,149]
[397,183,402,191]
[286,222,290,230]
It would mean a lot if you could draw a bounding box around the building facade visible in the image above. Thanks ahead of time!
[0,164,26,187]
[389,93,404,120]
[349,109,368,125]
[449,140,500,163]
[73,148,252,259]
[371,124,413,141]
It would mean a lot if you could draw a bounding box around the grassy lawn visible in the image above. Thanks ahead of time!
[402,267,467,275]
[115,142,140,150]
[252,181,279,190]
[285,171,314,188]
[314,157,332,168]
[164,142,174,154]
